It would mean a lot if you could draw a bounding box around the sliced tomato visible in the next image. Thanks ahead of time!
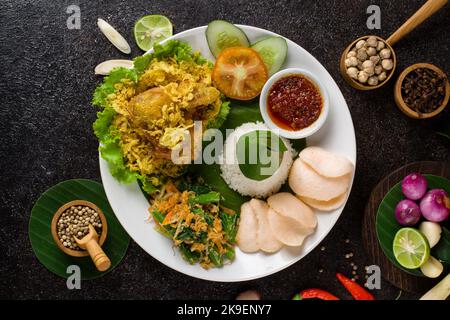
[212,47,268,100]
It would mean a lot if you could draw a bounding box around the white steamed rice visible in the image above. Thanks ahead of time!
[219,122,295,198]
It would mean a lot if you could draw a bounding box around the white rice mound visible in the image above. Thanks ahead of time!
[220,122,295,198]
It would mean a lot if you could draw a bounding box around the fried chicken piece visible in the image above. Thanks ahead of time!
[188,85,220,109]
[128,87,171,121]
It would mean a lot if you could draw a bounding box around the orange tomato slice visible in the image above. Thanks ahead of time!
[212,47,268,100]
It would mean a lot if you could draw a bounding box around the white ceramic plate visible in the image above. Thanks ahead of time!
[100,25,357,282]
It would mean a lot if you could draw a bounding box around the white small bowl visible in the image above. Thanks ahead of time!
[259,68,329,139]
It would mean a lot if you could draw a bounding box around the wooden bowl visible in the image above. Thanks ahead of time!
[340,35,397,91]
[51,200,108,257]
[394,63,449,119]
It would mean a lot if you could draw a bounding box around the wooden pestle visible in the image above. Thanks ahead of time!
[75,224,111,271]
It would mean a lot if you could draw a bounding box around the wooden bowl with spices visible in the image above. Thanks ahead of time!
[340,0,448,91]
[51,200,108,258]
[340,35,396,91]
[394,63,449,119]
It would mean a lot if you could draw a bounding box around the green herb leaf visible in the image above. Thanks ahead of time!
[180,244,200,264]
[208,247,222,266]
[225,246,235,260]
[190,191,221,204]
[220,211,238,243]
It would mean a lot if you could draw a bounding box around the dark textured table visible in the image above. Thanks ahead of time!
[1,0,449,300]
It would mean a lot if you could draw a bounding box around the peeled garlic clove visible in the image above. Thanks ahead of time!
[420,256,443,278]
[97,18,131,54]
[94,59,134,75]
[419,221,441,248]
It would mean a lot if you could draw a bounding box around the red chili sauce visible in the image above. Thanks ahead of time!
[267,74,323,131]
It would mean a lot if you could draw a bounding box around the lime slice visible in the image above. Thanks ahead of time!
[393,228,430,269]
[134,15,173,51]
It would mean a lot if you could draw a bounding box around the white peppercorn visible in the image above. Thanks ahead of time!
[374,65,383,75]
[345,37,392,86]
[368,76,379,86]
[378,71,387,81]
[366,47,377,56]
[376,41,385,51]
[355,39,366,49]
[356,48,368,61]
[381,59,394,70]
[362,60,374,69]
[346,67,359,79]
[366,36,378,47]
[363,67,375,76]
[357,71,369,83]
[56,205,103,251]
[370,55,380,65]
[345,56,358,67]
[357,60,363,70]
[379,48,391,59]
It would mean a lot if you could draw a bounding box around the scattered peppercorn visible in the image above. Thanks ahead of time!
[401,67,447,114]
[57,205,102,251]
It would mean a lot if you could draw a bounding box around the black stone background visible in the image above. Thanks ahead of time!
[0,0,449,300]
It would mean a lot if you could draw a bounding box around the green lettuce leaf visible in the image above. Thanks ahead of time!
[133,54,153,75]
[92,67,137,107]
[137,175,158,194]
[93,107,116,141]
[93,107,137,184]
[133,40,209,75]
[206,101,230,129]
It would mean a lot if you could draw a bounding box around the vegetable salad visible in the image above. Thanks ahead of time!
[149,180,238,268]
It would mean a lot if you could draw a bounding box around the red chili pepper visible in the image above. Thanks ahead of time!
[294,288,339,300]
[336,273,375,300]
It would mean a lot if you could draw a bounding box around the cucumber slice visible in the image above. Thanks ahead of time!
[206,20,250,58]
[251,36,288,76]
